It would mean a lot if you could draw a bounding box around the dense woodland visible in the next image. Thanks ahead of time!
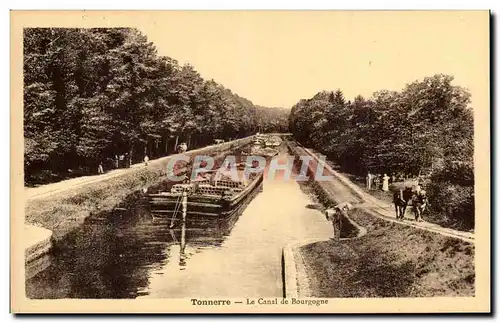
[289,74,474,230]
[24,28,288,185]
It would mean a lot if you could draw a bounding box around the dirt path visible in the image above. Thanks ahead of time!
[292,142,474,244]
[25,141,245,201]
[25,165,141,201]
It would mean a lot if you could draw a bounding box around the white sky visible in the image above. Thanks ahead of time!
[138,11,489,108]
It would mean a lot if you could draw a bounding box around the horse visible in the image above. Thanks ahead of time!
[393,187,413,220]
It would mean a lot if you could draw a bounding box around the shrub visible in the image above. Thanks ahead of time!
[426,180,474,230]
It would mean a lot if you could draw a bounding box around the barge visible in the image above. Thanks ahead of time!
[147,168,263,226]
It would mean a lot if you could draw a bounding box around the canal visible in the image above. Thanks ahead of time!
[26,145,333,299]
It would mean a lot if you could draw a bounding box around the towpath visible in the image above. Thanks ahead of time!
[292,142,474,243]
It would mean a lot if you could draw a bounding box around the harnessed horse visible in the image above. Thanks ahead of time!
[393,187,413,220]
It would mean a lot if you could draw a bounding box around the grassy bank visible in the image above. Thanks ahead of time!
[299,209,474,297]
[301,174,474,297]
[286,140,474,297]
[25,138,253,241]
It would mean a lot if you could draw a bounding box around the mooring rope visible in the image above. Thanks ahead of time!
[169,193,183,228]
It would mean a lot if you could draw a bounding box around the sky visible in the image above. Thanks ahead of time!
[136,11,488,109]
[13,10,489,109]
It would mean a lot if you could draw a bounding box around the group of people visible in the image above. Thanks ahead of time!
[365,172,394,191]
[96,142,190,175]
[97,154,130,175]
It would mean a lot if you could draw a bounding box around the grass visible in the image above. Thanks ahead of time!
[25,141,252,241]
[288,142,474,298]
[299,208,475,297]
[26,167,165,241]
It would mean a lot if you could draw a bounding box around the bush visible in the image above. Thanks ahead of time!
[431,161,474,186]
[426,181,474,230]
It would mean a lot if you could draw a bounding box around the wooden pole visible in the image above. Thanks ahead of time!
[180,191,187,267]
[181,191,187,222]
[174,136,179,152]
[180,220,186,267]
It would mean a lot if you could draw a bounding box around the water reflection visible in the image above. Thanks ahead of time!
[179,223,187,268]
[26,197,248,299]
[26,147,335,299]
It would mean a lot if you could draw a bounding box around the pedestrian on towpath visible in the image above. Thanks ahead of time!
[177,142,188,153]
[144,154,149,166]
[382,174,390,191]
[373,174,380,190]
[366,172,372,190]
[412,189,428,222]
[127,153,132,168]
[97,161,104,175]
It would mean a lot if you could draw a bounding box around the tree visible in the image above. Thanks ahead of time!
[288,74,474,229]
[24,27,289,185]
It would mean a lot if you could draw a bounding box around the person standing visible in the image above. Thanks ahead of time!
[97,161,104,175]
[373,175,380,190]
[382,173,390,191]
[144,154,149,166]
[325,208,341,240]
[366,172,372,190]
[115,155,119,169]
[127,153,132,168]
[177,142,188,153]
[325,202,352,240]
[412,189,427,222]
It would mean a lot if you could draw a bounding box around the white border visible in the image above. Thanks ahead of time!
[3,1,497,322]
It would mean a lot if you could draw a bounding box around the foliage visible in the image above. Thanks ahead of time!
[289,74,474,229]
[24,28,289,185]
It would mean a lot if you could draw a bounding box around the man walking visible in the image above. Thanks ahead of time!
[412,188,428,222]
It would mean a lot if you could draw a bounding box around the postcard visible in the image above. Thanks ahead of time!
[11,10,490,314]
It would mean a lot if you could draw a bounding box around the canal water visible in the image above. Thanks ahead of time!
[26,146,333,299]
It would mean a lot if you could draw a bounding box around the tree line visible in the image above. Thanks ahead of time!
[24,28,289,185]
[289,74,474,230]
